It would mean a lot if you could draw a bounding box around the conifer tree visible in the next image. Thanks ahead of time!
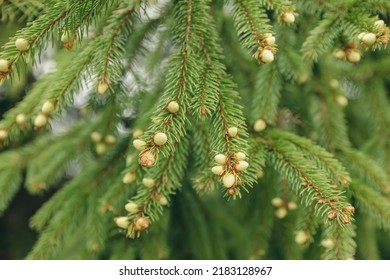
[0,0,390,260]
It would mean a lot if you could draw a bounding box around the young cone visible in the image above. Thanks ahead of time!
[134,217,150,231]
[0,129,8,141]
[153,132,168,146]
[215,154,227,165]
[15,38,30,51]
[281,11,295,24]
[125,202,138,213]
[133,139,146,150]
[258,49,274,63]
[0,59,10,73]
[167,101,179,113]
[139,150,157,167]
[115,217,130,229]
[222,173,235,188]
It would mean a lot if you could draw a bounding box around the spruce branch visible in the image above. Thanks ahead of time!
[191,119,216,193]
[269,129,351,185]
[355,213,381,259]
[133,0,200,163]
[124,135,190,238]
[308,92,351,151]
[232,0,276,62]
[361,0,390,15]
[0,0,112,82]
[25,118,103,194]
[350,181,390,232]
[294,202,320,246]
[209,76,251,197]
[301,16,339,61]
[360,80,390,173]
[321,222,356,260]
[93,3,138,93]
[190,36,221,119]
[28,139,128,259]
[245,169,277,259]
[277,42,311,82]
[252,62,281,125]
[265,135,353,224]
[0,0,44,22]
[0,43,96,146]
[339,147,390,194]
[0,151,23,215]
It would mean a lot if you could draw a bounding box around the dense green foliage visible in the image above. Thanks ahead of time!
[1,0,390,260]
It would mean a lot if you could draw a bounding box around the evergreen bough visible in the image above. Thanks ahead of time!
[0,0,390,260]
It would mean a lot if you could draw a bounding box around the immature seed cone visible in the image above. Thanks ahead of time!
[347,50,361,63]
[125,202,138,213]
[90,131,102,142]
[281,11,295,24]
[336,96,348,107]
[211,165,224,176]
[327,212,337,220]
[139,150,157,167]
[321,239,335,249]
[153,132,168,146]
[259,49,274,63]
[358,32,367,41]
[97,80,109,94]
[228,127,238,138]
[41,100,56,114]
[271,197,283,207]
[0,59,10,73]
[114,216,130,229]
[215,154,227,165]
[157,194,168,206]
[122,172,136,184]
[227,188,236,196]
[222,173,236,188]
[0,129,8,141]
[104,134,116,144]
[374,20,385,28]
[95,143,107,155]
[134,217,150,231]
[61,30,76,50]
[235,160,249,172]
[254,119,267,132]
[295,230,308,245]
[16,114,28,126]
[275,207,288,219]
[329,79,339,89]
[133,139,146,150]
[334,49,346,59]
[34,113,48,128]
[15,38,30,51]
[264,35,276,46]
[342,205,355,214]
[361,33,376,46]
[142,178,155,188]
[167,101,179,113]
[233,152,246,160]
[288,202,297,210]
